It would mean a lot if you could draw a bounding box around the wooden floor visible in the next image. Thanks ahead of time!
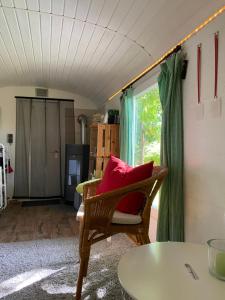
[0,201,158,243]
[0,201,79,243]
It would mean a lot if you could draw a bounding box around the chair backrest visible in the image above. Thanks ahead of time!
[141,166,168,227]
[82,166,168,230]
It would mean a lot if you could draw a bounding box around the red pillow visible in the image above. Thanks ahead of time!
[96,155,154,215]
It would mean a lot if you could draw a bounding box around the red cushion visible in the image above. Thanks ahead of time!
[96,155,154,215]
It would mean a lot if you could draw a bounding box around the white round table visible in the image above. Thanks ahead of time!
[118,242,225,300]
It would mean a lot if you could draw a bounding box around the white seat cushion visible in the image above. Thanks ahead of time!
[111,210,142,224]
[76,203,142,225]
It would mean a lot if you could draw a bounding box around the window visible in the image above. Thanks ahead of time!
[133,81,162,241]
[133,83,162,167]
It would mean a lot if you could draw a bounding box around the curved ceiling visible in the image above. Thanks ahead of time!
[0,0,224,106]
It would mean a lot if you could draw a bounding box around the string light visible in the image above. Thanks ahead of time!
[108,5,225,101]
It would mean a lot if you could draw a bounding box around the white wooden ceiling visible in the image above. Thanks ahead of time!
[0,0,224,106]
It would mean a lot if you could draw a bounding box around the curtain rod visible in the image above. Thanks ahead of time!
[121,45,181,93]
[15,96,74,102]
[108,5,225,101]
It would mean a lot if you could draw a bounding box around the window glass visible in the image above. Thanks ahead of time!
[133,83,162,167]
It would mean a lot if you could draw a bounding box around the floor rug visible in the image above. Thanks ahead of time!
[21,199,62,207]
[0,234,134,299]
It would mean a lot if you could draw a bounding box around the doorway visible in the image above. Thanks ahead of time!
[14,97,75,200]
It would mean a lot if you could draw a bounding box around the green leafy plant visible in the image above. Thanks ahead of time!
[134,85,162,166]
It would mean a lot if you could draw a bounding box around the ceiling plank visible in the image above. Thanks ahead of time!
[0,56,11,77]
[86,0,105,24]
[16,8,36,73]
[28,11,43,77]
[0,7,23,74]
[108,0,135,31]
[40,13,51,83]
[73,28,115,90]
[52,0,65,16]
[57,17,74,73]
[96,34,125,70]
[95,53,151,100]
[127,0,167,41]
[76,0,91,21]
[64,0,78,18]
[69,22,96,80]
[4,7,29,73]
[0,34,15,74]
[77,34,126,92]
[91,43,142,96]
[83,36,135,92]
[75,25,105,75]
[14,0,27,9]
[144,0,209,58]
[62,19,84,78]
[84,28,115,69]
[97,0,119,27]
[39,0,51,13]
[26,0,39,11]
[136,0,186,46]
[49,14,63,82]
[117,0,149,35]
[1,0,14,8]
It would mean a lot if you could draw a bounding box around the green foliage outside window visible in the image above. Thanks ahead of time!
[134,84,162,166]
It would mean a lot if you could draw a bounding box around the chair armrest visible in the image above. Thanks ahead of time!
[152,166,161,175]
[76,178,101,194]
[83,178,102,199]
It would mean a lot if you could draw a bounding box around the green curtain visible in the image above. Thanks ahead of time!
[120,87,134,165]
[156,52,184,242]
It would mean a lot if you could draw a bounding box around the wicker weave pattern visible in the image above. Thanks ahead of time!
[75,167,168,299]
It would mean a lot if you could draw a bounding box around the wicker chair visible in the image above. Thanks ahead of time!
[75,166,168,300]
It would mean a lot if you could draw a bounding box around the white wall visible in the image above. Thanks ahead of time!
[183,13,225,243]
[0,86,97,198]
[104,95,120,112]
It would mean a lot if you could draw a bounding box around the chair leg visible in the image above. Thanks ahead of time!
[83,248,90,277]
[135,234,142,245]
[137,233,150,245]
[75,243,91,299]
[75,256,86,300]
[143,233,150,244]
